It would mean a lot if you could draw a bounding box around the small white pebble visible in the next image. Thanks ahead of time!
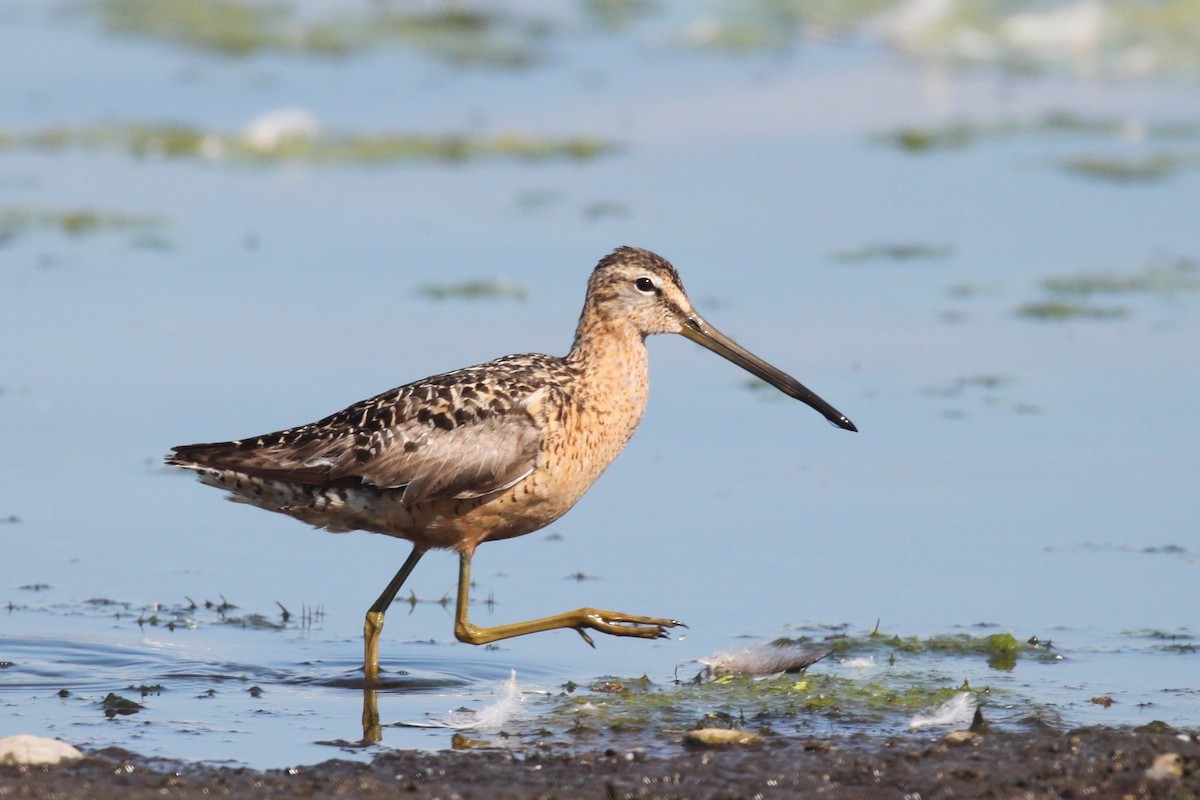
[1145,753,1183,781]
[683,728,763,747]
[0,735,84,765]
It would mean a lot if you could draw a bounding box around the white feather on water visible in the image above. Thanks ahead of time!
[444,670,525,732]
[396,670,526,731]
[843,656,877,676]
[909,692,977,730]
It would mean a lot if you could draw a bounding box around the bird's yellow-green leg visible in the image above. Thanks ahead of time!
[453,550,684,646]
[361,688,381,743]
[363,545,425,686]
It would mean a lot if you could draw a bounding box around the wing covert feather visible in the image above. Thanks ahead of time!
[362,413,539,505]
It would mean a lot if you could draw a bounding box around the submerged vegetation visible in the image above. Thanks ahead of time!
[881,111,1200,183]
[0,208,166,248]
[1040,259,1200,296]
[546,672,970,739]
[93,0,548,67]
[0,123,615,167]
[1014,301,1128,320]
[417,280,529,301]
[919,375,1042,417]
[831,242,954,263]
[83,0,1200,80]
[522,629,1052,747]
[883,112,1200,154]
[1059,153,1194,183]
[778,629,1048,672]
[681,0,1200,80]
[1016,258,1200,320]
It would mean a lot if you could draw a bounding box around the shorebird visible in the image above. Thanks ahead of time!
[167,247,856,683]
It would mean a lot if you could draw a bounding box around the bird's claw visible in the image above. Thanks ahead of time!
[577,610,685,642]
[656,619,686,638]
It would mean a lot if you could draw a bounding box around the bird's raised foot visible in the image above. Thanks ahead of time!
[453,607,684,646]
[571,608,685,647]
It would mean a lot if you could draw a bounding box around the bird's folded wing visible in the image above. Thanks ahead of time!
[168,391,544,507]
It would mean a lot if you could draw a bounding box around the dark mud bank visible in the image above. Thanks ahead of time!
[3,728,1198,799]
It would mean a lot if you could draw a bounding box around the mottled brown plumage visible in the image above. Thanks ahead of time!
[168,246,855,685]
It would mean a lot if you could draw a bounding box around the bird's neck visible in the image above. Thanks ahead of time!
[508,313,648,515]
[565,314,651,430]
[566,311,646,370]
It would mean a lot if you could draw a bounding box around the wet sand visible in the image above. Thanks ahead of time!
[4,728,1196,799]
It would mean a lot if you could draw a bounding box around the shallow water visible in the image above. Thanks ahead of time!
[2,0,1199,768]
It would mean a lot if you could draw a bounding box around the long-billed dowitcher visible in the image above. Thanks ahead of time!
[167,247,856,683]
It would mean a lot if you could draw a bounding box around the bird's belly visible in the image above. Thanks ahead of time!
[412,436,617,550]
[193,456,600,553]
[403,472,581,552]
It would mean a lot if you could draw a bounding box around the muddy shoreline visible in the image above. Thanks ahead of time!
[4,727,1196,799]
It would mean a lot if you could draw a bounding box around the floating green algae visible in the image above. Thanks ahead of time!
[831,242,954,263]
[416,280,528,301]
[538,670,985,747]
[0,124,616,166]
[884,123,986,153]
[1059,153,1195,183]
[881,111,1200,154]
[955,375,1009,391]
[583,0,659,31]
[1015,301,1128,320]
[586,0,1200,76]
[889,120,1200,179]
[682,0,893,52]
[0,207,163,241]
[926,633,1023,671]
[917,375,1038,418]
[89,0,1200,75]
[774,629,1047,671]
[1016,259,1200,320]
[1040,259,1200,296]
[513,629,1058,748]
[920,375,1011,398]
[685,18,795,51]
[92,0,547,66]
[872,1,1200,78]
[96,0,286,57]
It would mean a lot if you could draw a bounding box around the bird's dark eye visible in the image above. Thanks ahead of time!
[634,277,656,293]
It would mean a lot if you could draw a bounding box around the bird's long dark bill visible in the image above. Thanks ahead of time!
[682,317,858,432]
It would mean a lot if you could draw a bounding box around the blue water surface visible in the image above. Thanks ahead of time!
[1,0,1198,767]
